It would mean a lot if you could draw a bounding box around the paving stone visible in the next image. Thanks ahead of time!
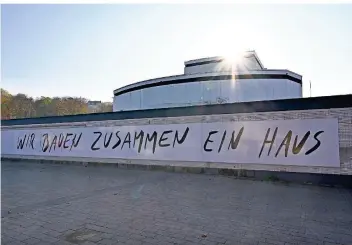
[2,160,352,245]
[22,237,42,245]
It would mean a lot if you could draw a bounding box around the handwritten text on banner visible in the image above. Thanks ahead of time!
[1,119,340,167]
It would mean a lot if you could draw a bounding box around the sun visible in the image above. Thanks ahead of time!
[223,51,245,68]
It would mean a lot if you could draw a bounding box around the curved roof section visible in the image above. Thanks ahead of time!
[113,69,303,96]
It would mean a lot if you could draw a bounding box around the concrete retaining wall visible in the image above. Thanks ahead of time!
[2,94,352,181]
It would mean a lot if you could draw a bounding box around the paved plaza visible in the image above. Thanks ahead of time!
[1,160,352,245]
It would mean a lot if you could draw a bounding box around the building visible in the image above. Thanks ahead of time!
[87,100,102,113]
[113,51,302,112]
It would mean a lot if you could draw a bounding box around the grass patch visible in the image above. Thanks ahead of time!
[265,175,280,182]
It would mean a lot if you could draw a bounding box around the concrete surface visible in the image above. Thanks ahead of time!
[1,160,352,245]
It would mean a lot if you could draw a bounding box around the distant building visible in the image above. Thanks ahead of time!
[113,51,302,112]
[87,100,102,113]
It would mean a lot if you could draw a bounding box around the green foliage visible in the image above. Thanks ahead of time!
[265,175,280,182]
[1,89,13,119]
[1,89,112,119]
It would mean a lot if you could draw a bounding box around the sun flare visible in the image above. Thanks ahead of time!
[223,50,246,68]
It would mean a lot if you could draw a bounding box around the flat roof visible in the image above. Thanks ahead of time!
[184,51,265,69]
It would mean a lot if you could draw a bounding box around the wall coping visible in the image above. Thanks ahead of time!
[2,94,352,127]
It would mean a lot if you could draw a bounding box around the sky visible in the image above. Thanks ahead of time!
[1,4,352,102]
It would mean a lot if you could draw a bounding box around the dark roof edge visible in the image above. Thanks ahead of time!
[114,73,302,97]
[2,94,351,127]
[113,70,302,95]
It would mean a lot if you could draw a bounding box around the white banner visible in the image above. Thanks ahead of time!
[1,119,340,167]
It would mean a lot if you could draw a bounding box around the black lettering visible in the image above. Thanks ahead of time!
[173,127,189,147]
[228,127,244,150]
[259,127,278,158]
[204,131,218,152]
[30,133,35,149]
[112,131,121,149]
[49,135,58,152]
[305,131,324,155]
[17,135,27,150]
[58,133,65,147]
[91,132,102,151]
[63,133,73,149]
[292,131,310,154]
[133,131,144,153]
[121,132,131,149]
[275,130,292,157]
[218,131,227,153]
[159,130,172,148]
[25,134,31,147]
[103,132,113,148]
[41,133,49,152]
[144,131,158,154]
[70,133,82,151]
